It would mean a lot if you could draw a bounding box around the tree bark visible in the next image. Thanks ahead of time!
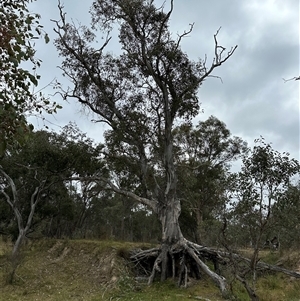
[236,274,260,301]
[0,166,42,283]
[157,197,183,280]
[195,209,203,244]
[159,198,183,244]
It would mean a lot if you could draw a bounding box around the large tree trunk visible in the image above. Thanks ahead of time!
[158,198,183,280]
[145,196,228,295]
[159,198,183,244]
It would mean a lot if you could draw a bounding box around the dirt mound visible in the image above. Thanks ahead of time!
[43,240,128,288]
[0,239,135,301]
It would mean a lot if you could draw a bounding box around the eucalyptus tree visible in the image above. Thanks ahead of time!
[173,116,247,244]
[54,0,237,293]
[270,181,300,248]
[0,125,103,281]
[0,130,60,278]
[0,130,57,282]
[222,137,299,300]
[231,137,299,257]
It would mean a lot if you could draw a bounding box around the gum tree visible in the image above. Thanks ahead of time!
[222,137,299,300]
[173,116,247,244]
[0,125,103,282]
[53,0,237,293]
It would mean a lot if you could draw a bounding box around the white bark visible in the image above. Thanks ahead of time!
[186,247,227,295]
[0,166,42,260]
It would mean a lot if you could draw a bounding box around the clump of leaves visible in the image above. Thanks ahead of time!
[0,0,60,155]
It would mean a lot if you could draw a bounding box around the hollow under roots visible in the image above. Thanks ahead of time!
[130,239,227,295]
[130,238,300,297]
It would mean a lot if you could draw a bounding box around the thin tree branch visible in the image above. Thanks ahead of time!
[67,176,157,212]
[283,76,300,82]
[199,27,238,82]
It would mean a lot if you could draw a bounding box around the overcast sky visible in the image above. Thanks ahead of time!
[28,0,299,163]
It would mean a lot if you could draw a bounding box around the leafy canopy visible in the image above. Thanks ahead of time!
[0,0,59,155]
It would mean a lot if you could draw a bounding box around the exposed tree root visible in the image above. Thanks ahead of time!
[148,252,162,284]
[186,245,227,294]
[130,239,227,295]
[130,239,300,296]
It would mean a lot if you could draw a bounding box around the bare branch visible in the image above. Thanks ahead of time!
[283,76,300,83]
[200,27,238,82]
[68,176,157,212]
[174,23,194,50]
[0,165,18,206]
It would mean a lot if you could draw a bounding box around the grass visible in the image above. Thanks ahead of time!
[0,239,130,301]
[0,238,300,301]
[257,273,300,301]
[108,279,225,301]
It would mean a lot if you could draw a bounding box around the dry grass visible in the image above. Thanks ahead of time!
[0,239,133,301]
[0,239,299,301]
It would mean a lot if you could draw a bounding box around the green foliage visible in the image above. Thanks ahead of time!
[174,116,247,244]
[226,137,299,248]
[54,0,236,223]
[0,125,106,240]
[0,0,60,155]
[219,138,299,300]
[271,182,300,248]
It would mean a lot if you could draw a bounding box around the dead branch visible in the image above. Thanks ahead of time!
[199,27,238,82]
[67,175,157,212]
[283,76,300,82]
